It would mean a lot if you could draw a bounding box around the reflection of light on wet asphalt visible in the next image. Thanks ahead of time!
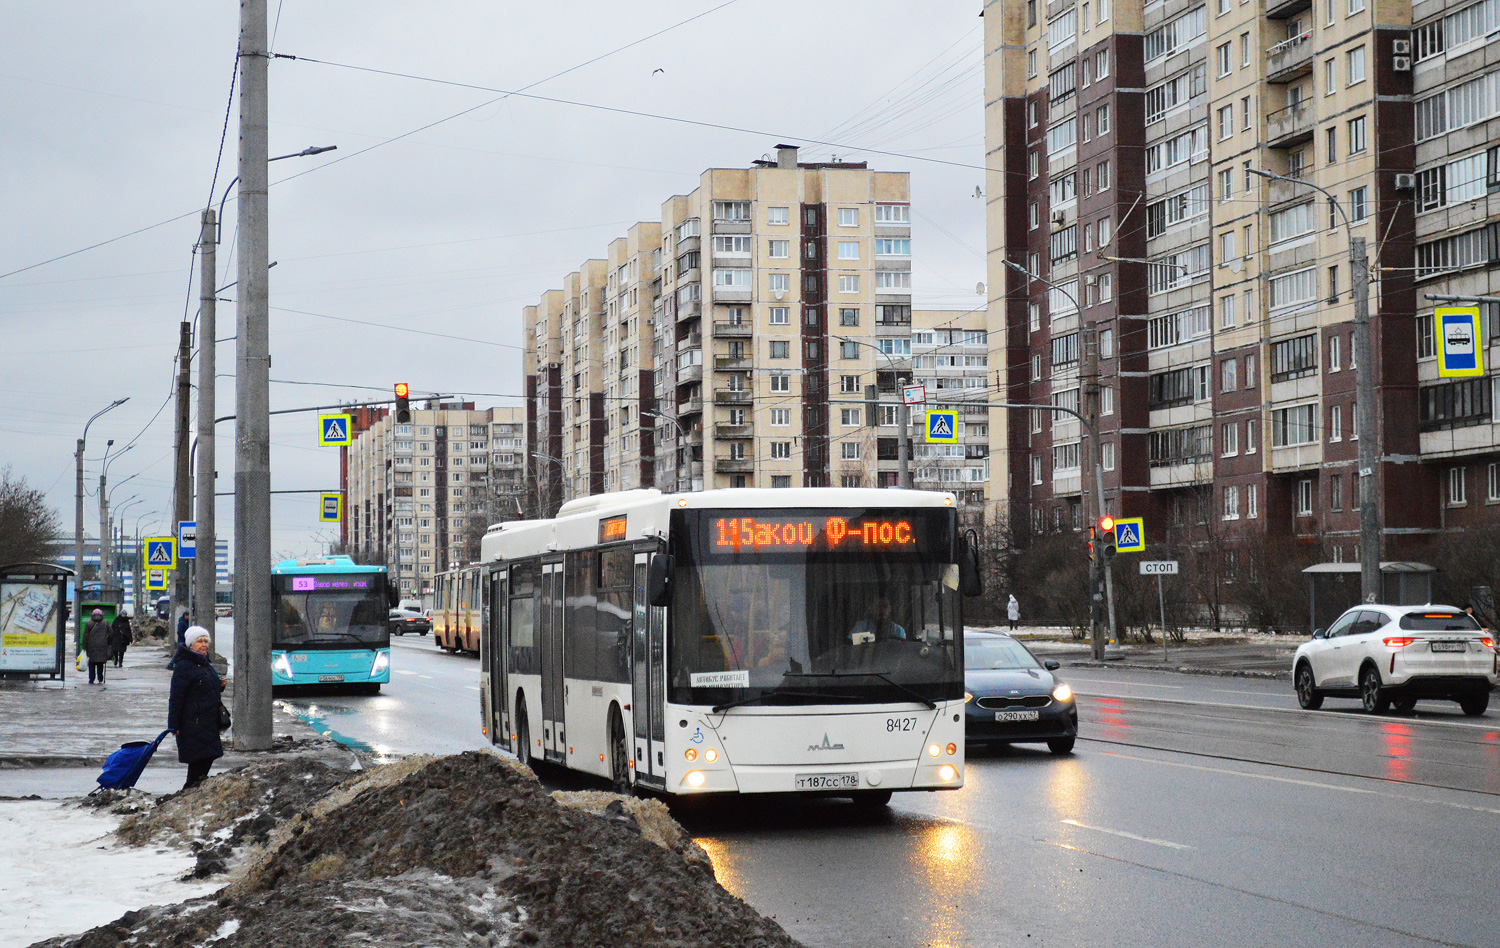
[692,837,743,897]
[1092,696,1132,731]
[913,813,977,947]
[1379,721,1413,783]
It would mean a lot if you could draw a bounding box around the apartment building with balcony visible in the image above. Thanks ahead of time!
[345,404,526,597]
[982,0,1500,558]
[904,309,992,506]
[603,224,661,494]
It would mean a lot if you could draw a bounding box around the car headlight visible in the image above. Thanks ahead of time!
[273,653,294,679]
[1052,682,1073,703]
[370,651,390,676]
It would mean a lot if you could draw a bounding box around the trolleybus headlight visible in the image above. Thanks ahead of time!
[1052,682,1073,703]
[685,770,706,788]
[273,653,294,679]
[927,743,941,758]
[704,748,718,763]
[938,764,957,782]
[370,651,389,677]
[684,748,697,762]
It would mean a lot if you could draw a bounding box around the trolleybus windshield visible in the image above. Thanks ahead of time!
[272,572,389,648]
[670,508,963,705]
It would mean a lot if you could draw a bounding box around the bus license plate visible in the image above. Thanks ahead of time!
[795,773,858,790]
[318,674,345,683]
[996,710,1040,722]
[1430,642,1467,652]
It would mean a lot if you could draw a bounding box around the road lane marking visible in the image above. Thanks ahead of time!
[1059,818,1192,850]
[1073,691,1500,732]
[1065,678,1186,690]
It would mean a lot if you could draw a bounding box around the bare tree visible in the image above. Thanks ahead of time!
[0,466,62,567]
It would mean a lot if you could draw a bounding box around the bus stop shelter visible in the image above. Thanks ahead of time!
[1302,562,1436,633]
[1,563,73,680]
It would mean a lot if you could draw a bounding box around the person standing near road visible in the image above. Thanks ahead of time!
[109,611,133,668]
[1007,594,1020,632]
[167,626,225,791]
[81,608,112,684]
[167,612,189,670]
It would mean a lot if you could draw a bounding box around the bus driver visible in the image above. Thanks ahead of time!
[850,597,907,644]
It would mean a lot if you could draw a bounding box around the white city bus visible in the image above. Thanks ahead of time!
[475,487,982,804]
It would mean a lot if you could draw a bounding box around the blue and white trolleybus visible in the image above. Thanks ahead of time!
[270,556,391,692]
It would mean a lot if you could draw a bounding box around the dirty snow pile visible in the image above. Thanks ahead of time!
[33,752,802,948]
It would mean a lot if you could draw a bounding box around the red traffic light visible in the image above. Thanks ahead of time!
[394,382,410,398]
[1098,515,1115,533]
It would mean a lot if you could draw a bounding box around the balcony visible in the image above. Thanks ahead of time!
[677,298,701,322]
[1265,0,1312,18]
[678,397,703,415]
[1265,102,1314,148]
[714,390,754,405]
[676,363,702,384]
[713,320,752,338]
[714,356,753,371]
[714,457,754,474]
[1266,32,1313,83]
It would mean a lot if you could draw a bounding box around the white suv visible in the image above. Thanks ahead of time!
[1293,605,1497,715]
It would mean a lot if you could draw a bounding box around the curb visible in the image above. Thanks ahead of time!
[1062,660,1291,681]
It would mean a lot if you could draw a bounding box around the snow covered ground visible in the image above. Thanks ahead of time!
[0,798,220,948]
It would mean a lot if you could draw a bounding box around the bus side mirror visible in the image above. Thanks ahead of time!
[647,554,675,607]
[959,532,983,598]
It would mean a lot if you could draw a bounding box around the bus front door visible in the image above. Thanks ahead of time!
[541,560,566,764]
[632,552,668,786]
[487,569,509,752]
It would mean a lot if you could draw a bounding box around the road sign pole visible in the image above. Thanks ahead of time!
[1159,574,1168,662]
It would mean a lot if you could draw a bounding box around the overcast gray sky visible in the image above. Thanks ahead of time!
[0,1,985,564]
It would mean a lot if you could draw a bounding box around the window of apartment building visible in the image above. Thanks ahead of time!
[1348,0,1365,14]
[1028,49,1038,78]
[1031,456,1044,485]
[1296,479,1315,516]
[1450,467,1468,506]
[838,240,860,260]
[728,442,747,461]
[1223,485,1241,520]
[1099,327,1115,358]
[837,207,858,228]
[1347,116,1367,154]
[1047,117,1078,153]
[1216,42,1231,76]
[875,271,911,291]
[838,274,860,293]
[1416,313,1436,359]
[880,405,899,427]
[764,206,788,226]
[1145,64,1207,124]
[1269,202,1315,245]
[840,408,861,426]
[1223,421,1239,456]
[1145,6,1207,62]
[714,235,751,256]
[769,306,790,325]
[1325,126,1337,163]
[875,203,909,223]
[1028,303,1041,334]
[1346,45,1366,85]
[1097,104,1111,135]
[1096,48,1110,80]
[1028,149,1040,179]
[1149,365,1210,407]
[1329,474,1343,510]
[1269,267,1316,312]
[1245,418,1259,453]
[1489,462,1500,503]
[714,201,750,221]
[835,307,859,328]
[769,441,792,460]
[768,273,790,295]
[841,442,861,461]
[1028,101,1039,128]
[1148,125,1208,175]
[1097,160,1111,190]
[1240,31,1250,65]
[1100,440,1116,471]
[1221,358,1238,391]
[1329,403,1343,441]
[1051,332,1080,367]
[1101,385,1115,415]
[1031,354,1043,383]
[713,268,750,288]
[1218,0,1230,14]
[768,340,790,360]
[874,238,911,256]
[1272,404,1318,447]
[769,373,791,393]
[1219,230,1235,263]
[770,408,790,426]
[767,239,789,259]
[1270,334,1318,381]
[1048,8,1078,49]
[1242,96,1252,130]
[395,425,412,436]
[1098,216,1112,245]
[1217,105,1233,140]
[1218,295,1237,329]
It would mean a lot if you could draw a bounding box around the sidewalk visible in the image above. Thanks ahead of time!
[975,624,1305,680]
[0,643,346,776]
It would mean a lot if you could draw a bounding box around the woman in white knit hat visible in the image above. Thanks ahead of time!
[166,626,225,790]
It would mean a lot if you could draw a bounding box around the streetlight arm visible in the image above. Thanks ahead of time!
[1247,169,1353,248]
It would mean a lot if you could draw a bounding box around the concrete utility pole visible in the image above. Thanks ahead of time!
[172,320,193,618]
[196,210,218,640]
[74,400,127,611]
[97,460,109,590]
[235,0,274,752]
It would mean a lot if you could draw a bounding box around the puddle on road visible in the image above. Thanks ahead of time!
[275,700,391,759]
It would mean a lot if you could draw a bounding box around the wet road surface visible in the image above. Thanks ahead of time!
[246,628,1500,947]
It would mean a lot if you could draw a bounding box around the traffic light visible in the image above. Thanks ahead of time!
[1096,516,1117,560]
[394,382,411,424]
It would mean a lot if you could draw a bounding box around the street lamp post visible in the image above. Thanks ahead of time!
[833,335,911,488]
[98,442,133,590]
[1249,169,1379,602]
[643,410,691,492]
[74,399,127,609]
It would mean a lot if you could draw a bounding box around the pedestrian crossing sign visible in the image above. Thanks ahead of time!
[146,569,167,591]
[1113,517,1145,553]
[144,537,176,570]
[319,413,353,446]
[925,411,958,444]
[320,493,342,523]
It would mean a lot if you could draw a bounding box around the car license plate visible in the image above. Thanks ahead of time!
[996,709,1040,722]
[318,674,345,683]
[795,773,858,790]
[1430,642,1467,652]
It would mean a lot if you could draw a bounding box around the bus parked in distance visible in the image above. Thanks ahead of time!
[270,556,391,693]
[476,488,982,804]
[432,568,481,653]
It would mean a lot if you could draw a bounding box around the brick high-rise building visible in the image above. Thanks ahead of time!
[983,0,1498,563]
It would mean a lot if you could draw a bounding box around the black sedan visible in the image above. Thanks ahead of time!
[964,631,1078,754]
[387,607,431,636]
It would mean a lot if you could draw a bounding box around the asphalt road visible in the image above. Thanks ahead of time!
[227,628,1500,947]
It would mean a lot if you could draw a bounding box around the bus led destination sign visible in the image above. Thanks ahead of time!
[288,575,374,592]
[714,516,918,552]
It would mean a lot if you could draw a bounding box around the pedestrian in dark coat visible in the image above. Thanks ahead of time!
[109,612,133,668]
[82,609,112,684]
[167,612,190,670]
[167,626,224,790]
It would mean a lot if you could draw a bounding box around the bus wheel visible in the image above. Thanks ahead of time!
[852,790,893,808]
[609,707,631,795]
[516,709,533,769]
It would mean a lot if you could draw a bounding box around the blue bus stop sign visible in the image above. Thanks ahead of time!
[1436,307,1483,378]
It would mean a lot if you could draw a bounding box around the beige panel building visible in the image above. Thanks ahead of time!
[346,404,526,597]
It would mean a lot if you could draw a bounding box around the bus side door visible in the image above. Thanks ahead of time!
[632,551,668,785]
[486,568,509,751]
[541,559,566,763]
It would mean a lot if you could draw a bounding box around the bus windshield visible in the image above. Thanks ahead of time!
[668,508,963,705]
[273,573,389,648]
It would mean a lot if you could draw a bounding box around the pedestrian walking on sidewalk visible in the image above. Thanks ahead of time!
[109,612,133,668]
[82,609,112,684]
[167,612,189,670]
[167,626,225,791]
[1007,594,1020,632]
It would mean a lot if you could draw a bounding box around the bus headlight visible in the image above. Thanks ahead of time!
[938,764,957,782]
[685,770,706,788]
[273,653,294,679]
[704,748,718,763]
[928,743,941,757]
[370,651,389,677]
